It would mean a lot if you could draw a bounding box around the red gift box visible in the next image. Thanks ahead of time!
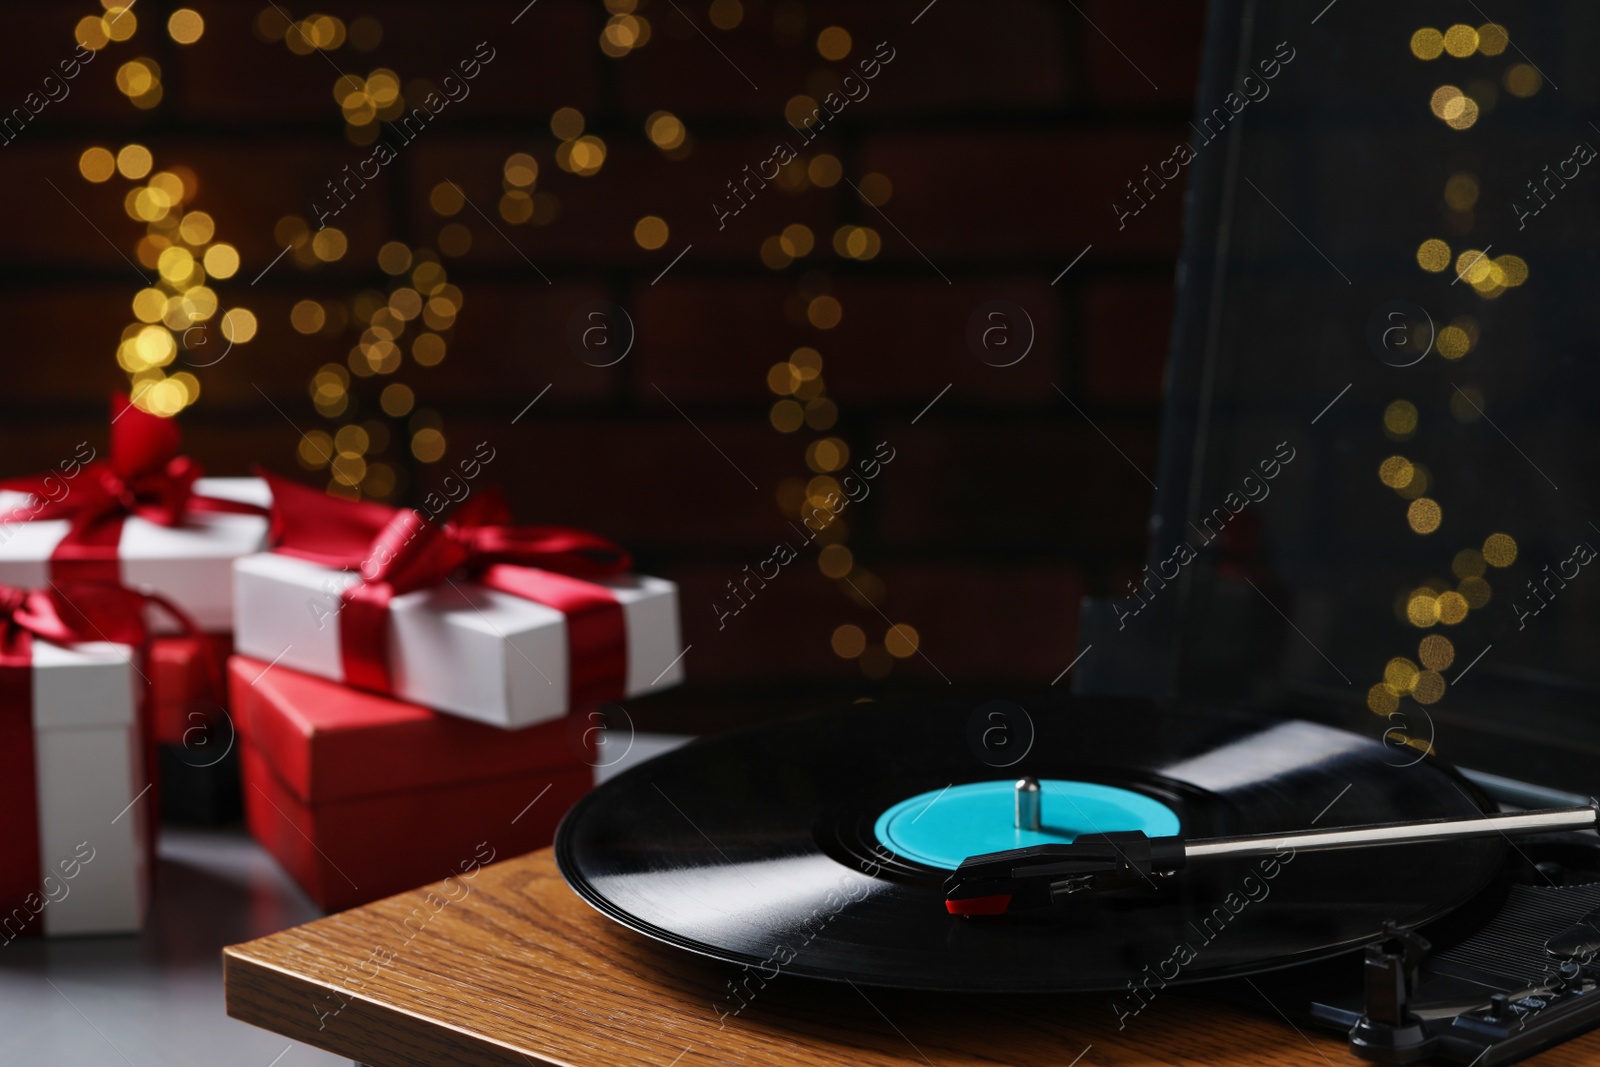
[148,633,232,746]
[229,655,595,912]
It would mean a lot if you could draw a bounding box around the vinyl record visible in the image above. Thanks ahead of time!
[556,695,1504,992]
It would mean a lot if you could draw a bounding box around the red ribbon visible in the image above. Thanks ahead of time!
[259,472,634,707]
[0,394,266,586]
[0,582,207,938]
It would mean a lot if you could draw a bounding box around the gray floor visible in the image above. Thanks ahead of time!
[0,733,692,1065]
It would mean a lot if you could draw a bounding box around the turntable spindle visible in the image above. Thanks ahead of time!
[1015,776,1041,831]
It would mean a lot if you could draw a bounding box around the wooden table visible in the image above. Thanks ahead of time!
[224,849,1600,1067]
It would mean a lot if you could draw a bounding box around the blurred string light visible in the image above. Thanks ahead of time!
[1371,26,1533,721]
[751,14,922,678]
[73,6,254,415]
[80,141,253,415]
[599,0,651,58]
[71,2,160,107]
[266,9,459,501]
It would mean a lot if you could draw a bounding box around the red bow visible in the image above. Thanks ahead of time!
[0,394,265,585]
[259,472,633,703]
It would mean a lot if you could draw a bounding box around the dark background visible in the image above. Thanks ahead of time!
[0,1,1205,729]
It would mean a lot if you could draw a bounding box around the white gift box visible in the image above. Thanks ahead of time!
[2,640,149,939]
[232,552,685,729]
[0,477,270,632]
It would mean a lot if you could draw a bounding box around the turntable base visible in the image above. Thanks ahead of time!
[222,849,1600,1067]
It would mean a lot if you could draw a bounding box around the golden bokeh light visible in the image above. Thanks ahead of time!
[767,363,798,395]
[550,107,585,140]
[79,147,116,183]
[1378,455,1415,489]
[817,26,852,61]
[1367,684,1400,715]
[1452,548,1485,579]
[1482,532,1517,567]
[1406,590,1439,628]
[411,427,446,462]
[780,223,815,257]
[380,383,414,417]
[290,300,326,334]
[1478,23,1509,55]
[1446,96,1479,130]
[178,211,215,245]
[760,236,792,270]
[1418,634,1455,671]
[104,6,138,42]
[808,154,842,187]
[334,424,370,455]
[203,243,240,279]
[377,241,413,274]
[885,624,920,658]
[1459,576,1492,608]
[708,0,743,30]
[1442,24,1479,57]
[168,8,204,44]
[1429,85,1461,119]
[807,295,842,329]
[770,399,804,432]
[633,215,669,250]
[1415,238,1450,272]
[220,307,258,344]
[645,111,686,151]
[1383,399,1418,438]
[1496,254,1529,286]
[558,135,607,176]
[1412,670,1446,704]
[1407,497,1442,534]
[1436,325,1470,359]
[1455,248,1492,285]
[1385,657,1420,693]
[76,15,111,50]
[813,405,844,429]
[500,191,533,224]
[1505,64,1541,97]
[831,623,866,659]
[312,228,348,262]
[818,543,853,578]
[806,437,849,473]
[157,245,195,283]
[503,153,538,187]
[858,172,894,206]
[131,287,165,323]
[1409,28,1444,60]
[412,332,446,366]
[1436,590,1468,624]
[117,144,153,180]
[429,182,464,217]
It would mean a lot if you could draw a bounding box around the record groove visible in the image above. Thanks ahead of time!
[556,695,1503,992]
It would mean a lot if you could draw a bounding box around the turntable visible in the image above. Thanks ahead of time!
[223,0,1600,1063]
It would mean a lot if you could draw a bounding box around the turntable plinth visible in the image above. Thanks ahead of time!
[223,849,1600,1066]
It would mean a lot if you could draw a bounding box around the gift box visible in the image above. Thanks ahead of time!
[230,655,596,912]
[149,633,233,745]
[2,630,149,939]
[232,474,683,729]
[0,396,270,632]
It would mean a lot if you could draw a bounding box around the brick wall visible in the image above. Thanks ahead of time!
[0,0,1206,730]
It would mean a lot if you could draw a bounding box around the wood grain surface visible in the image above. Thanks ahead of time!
[224,849,1600,1067]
